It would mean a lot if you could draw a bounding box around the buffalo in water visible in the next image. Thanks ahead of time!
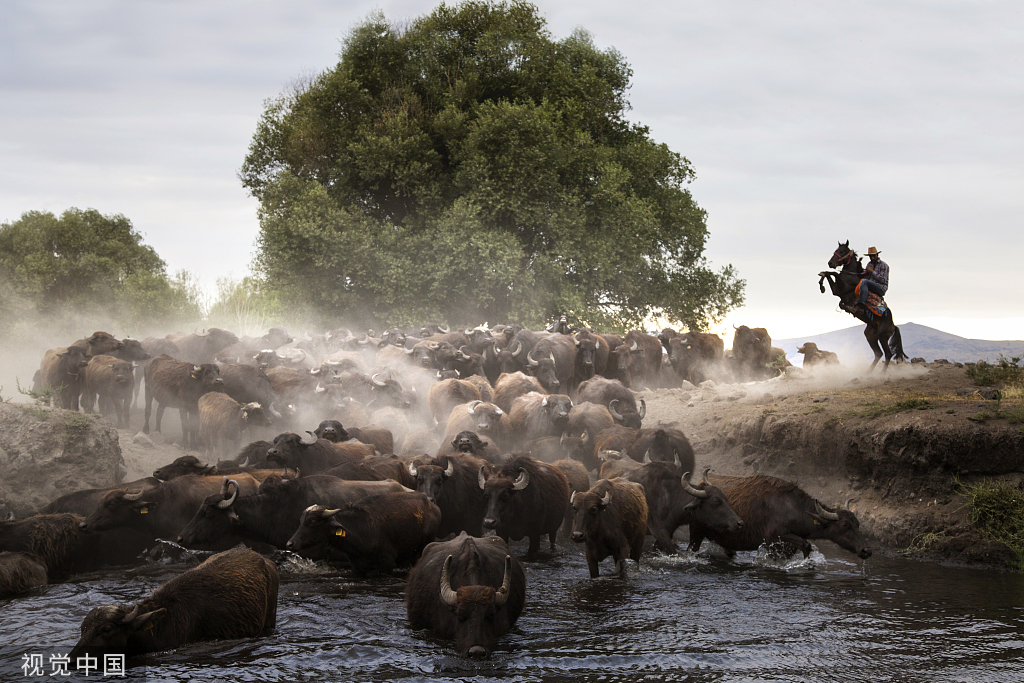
[405,532,526,659]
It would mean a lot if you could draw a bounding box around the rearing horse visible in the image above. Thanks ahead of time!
[818,240,908,371]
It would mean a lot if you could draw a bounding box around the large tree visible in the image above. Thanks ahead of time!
[241,0,743,331]
[0,208,201,334]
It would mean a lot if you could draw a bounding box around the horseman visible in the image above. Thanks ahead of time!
[854,246,888,313]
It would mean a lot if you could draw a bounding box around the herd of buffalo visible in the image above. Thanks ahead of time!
[1,320,864,661]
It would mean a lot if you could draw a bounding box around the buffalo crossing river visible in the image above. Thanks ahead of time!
[1,539,1022,683]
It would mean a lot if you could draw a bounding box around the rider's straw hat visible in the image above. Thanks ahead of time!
[867,246,881,256]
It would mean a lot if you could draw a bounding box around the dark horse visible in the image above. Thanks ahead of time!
[818,240,908,371]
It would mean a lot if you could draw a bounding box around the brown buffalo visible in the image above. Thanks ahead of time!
[69,547,277,658]
[492,371,545,414]
[570,478,648,578]
[198,392,273,458]
[0,551,48,596]
[443,401,512,454]
[143,355,225,449]
[666,331,725,385]
[797,342,840,367]
[688,474,871,560]
[81,355,136,427]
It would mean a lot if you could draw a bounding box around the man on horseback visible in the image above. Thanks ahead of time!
[855,246,888,313]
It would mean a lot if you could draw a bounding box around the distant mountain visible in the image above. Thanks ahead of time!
[774,322,1024,365]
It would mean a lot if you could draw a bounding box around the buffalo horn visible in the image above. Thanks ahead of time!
[193,365,201,372]
[356,335,370,345]
[629,340,638,351]
[122,489,145,502]
[405,347,416,355]
[638,399,646,420]
[315,383,326,394]
[560,432,569,450]
[196,329,209,337]
[681,472,709,498]
[643,449,652,464]
[219,476,230,495]
[700,468,710,487]
[371,373,387,387]
[467,400,482,415]
[512,469,530,490]
[549,352,556,366]
[494,555,513,606]
[673,451,681,469]
[815,499,840,521]
[478,465,488,490]
[444,459,454,478]
[527,350,539,367]
[435,370,443,379]
[608,399,624,422]
[407,462,418,477]
[570,490,577,505]
[600,491,612,507]
[439,324,450,333]
[300,430,318,445]
[845,498,854,511]
[217,480,239,509]
[123,605,141,624]
[510,340,523,357]
[440,555,458,606]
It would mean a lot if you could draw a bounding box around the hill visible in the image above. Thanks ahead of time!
[774,322,1024,365]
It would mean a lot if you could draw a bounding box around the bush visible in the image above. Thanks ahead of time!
[967,355,1024,387]
[956,477,1024,569]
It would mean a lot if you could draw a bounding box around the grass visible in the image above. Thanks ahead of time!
[966,355,1024,387]
[956,477,1024,570]
[855,397,931,418]
[807,405,826,414]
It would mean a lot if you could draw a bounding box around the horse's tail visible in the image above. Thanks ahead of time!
[889,325,909,363]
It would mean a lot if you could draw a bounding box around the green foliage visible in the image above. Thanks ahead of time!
[956,477,1024,569]
[856,397,930,418]
[241,1,744,330]
[967,355,1024,387]
[0,208,203,336]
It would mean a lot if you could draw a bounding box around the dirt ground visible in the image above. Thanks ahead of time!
[114,358,1024,568]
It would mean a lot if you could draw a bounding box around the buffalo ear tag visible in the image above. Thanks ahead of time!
[139,507,149,514]
[335,528,346,537]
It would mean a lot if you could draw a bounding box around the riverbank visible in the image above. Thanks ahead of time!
[641,360,1024,568]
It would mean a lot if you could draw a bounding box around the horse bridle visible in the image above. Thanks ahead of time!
[832,249,855,267]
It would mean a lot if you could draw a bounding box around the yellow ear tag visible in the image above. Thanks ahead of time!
[335,528,346,537]
[139,507,149,514]
[142,621,155,631]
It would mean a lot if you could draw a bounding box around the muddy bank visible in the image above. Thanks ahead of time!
[642,361,1024,567]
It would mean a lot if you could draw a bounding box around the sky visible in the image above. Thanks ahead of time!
[1,0,1022,341]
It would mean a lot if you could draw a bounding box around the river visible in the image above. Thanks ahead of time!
[2,540,1022,682]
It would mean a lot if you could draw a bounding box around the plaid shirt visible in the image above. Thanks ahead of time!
[866,258,889,292]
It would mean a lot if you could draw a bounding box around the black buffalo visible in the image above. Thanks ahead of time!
[405,532,526,659]
[408,454,493,537]
[480,455,570,560]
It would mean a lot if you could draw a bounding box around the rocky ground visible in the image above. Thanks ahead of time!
[4,358,1022,569]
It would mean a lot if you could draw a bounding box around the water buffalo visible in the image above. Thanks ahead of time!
[687,474,871,560]
[37,345,90,410]
[443,430,504,464]
[492,371,546,413]
[571,328,610,387]
[143,355,225,449]
[570,478,648,578]
[166,328,240,365]
[176,475,407,551]
[265,431,374,474]
[81,355,136,427]
[78,474,262,547]
[523,334,576,394]
[623,331,663,390]
[443,401,512,455]
[69,547,277,658]
[797,342,840,367]
[480,455,570,560]
[625,466,743,554]
[666,331,725,385]
[731,325,773,381]
[408,454,493,537]
[508,392,573,448]
[198,393,273,458]
[559,402,616,471]
[429,378,484,426]
[287,493,441,575]
[576,376,645,429]
[0,551,48,596]
[405,532,526,659]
